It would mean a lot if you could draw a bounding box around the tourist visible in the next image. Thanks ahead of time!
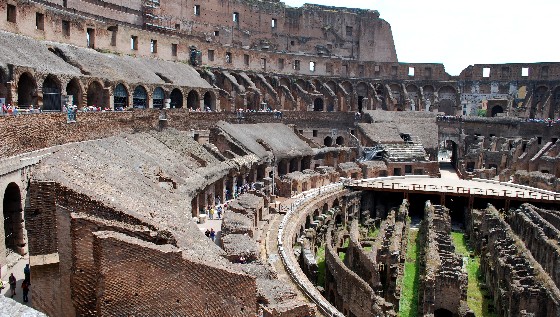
[205,229,210,238]
[210,228,216,241]
[239,255,246,264]
[209,206,215,220]
[21,280,29,303]
[8,273,16,297]
[23,263,30,284]
[217,205,222,219]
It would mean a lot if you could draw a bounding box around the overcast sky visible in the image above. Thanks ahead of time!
[282,0,559,75]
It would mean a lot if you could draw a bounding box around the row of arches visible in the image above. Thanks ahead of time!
[13,72,216,110]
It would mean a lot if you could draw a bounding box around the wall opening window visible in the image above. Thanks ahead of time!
[131,36,138,50]
[290,40,295,46]
[194,5,200,16]
[7,4,16,23]
[214,30,219,36]
[109,26,117,46]
[309,61,316,72]
[226,52,233,64]
[424,67,432,78]
[521,67,529,77]
[208,49,215,61]
[233,12,239,26]
[261,58,266,70]
[171,43,177,56]
[391,65,398,76]
[482,67,491,78]
[62,20,70,36]
[36,12,44,30]
[358,64,364,77]
[150,39,157,53]
[271,18,277,29]
[86,28,95,48]
[326,63,333,74]
[345,26,353,36]
[408,67,415,76]
[541,66,549,78]
[278,58,284,69]
[294,60,300,71]
[243,54,249,66]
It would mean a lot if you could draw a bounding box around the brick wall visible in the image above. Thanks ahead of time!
[93,231,257,317]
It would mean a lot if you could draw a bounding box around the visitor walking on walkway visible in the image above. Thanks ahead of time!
[210,228,216,242]
[24,263,30,284]
[8,273,16,298]
[21,280,29,303]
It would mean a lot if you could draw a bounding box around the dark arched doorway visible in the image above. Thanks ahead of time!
[114,84,128,109]
[170,88,183,108]
[17,73,37,108]
[3,183,24,256]
[324,136,333,146]
[314,98,324,111]
[66,78,82,108]
[434,308,453,317]
[203,91,215,111]
[358,96,364,112]
[133,86,148,108]
[491,105,504,117]
[153,87,165,109]
[42,75,62,111]
[336,136,344,146]
[187,90,200,110]
[87,81,104,108]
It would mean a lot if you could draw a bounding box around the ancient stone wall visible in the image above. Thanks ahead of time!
[418,203,467,316]
[468,205,560,316]
[93,231,257,317]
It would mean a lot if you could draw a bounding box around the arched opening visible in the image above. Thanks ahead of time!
[438,100,455,115]
[357,96,364,112]
[313,98,324,111]
[42,75,61,111]
[87,81,105,108]
[17,73,38,108]
[324,136,333,147]
[132,85,148,108]
[66,78,82,108]
[152,87,165,109]
[332,198,339,208]
[322,203,329,214]
[336,136,344,146]
[170,88,183,108]
[114,83,128,109]
[3,183,24,256]
[434,308,453,317]
[491,105,504,117]
[203,91,216,111]
[187,90,200,110]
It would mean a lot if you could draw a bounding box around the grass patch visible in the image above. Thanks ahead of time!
[316,245,326,287]
[399,228,420,317]
[368,227,380,238]
[451,232,497,317]
[363,246,372,252]
[338,251,346,262]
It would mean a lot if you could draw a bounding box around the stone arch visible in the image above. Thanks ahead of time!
[170,88,183,108]
[437,85,457,115]
[279,77,290,87]
[132,85,148,108]
[434,308,453,317]
[356,82,368,112]
[332,198,340,208]
[490,105,504,117]
[42,74,62,111]
[3,182,24,256]
[66,78,83,108]
[406,84,420,110]
[336,136,344,146]
[322,203,329,214]
[341,81,353,94]
[324,136,333,147]
[17,72,38,108]
[552,86,560,116]
[113,83,128,109]
[87,81,105,108]
[313,98,324,111]
[152,87,165,109]
[203,90,216,111]
[187,90,200,110]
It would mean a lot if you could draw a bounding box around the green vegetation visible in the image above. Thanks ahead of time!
[477,109,487,117]
[338,251,346,262]
[399,229,420,317]
[339,237,349,262]
[368,227,380,238]
[363,246,372,252]
[451,232,497,317]
[316,244,326,287]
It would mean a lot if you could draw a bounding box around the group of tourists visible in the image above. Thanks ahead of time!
[204,228,216,241]
[525,117,560,126]
[2,263,31,303]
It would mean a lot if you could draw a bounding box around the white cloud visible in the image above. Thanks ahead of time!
[282,0,560,75]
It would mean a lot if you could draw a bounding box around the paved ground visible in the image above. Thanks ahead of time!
[439,162,460,180]
[1,254,31,306]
